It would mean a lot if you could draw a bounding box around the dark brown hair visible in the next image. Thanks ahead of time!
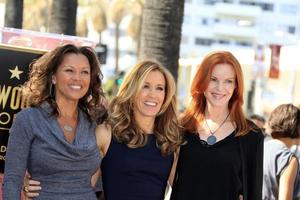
[22,44,107,123]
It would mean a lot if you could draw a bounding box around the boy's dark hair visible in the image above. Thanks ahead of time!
[269,104,300,139]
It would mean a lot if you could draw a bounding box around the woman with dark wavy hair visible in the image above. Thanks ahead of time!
[263,104,299,200]
[96,60,183,200]
[171,51,264,200]
[3,44,107,199]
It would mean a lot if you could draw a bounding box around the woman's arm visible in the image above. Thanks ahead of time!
[91,168,101,187]
[168,148,180,186]
[165,148,180,199]
[95,123,112,158]
[24,169,101,198]
[3,112,34,200]
[278,156,298,200]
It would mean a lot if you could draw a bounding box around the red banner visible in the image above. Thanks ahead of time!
[269,44,281,79]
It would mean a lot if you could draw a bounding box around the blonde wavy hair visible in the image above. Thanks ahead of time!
[108,60,183,156]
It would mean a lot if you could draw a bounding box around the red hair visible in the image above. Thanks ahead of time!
[181,51,249,136]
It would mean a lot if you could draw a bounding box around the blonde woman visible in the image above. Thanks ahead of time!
[25,60,183,200]
[97,60,183,200]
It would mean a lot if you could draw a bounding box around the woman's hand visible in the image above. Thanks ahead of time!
[91,168,101,187]
[23,173,41,199]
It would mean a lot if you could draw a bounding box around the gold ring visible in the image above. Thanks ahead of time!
[23,185,29,193]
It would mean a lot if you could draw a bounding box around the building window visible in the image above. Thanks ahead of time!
[194,16,209,26]
[195,38,214,46]
[203,0,232,4]
[214,18,220,23]
[218,39,230,44]
[279,4,298,15]
[240,1,274,11]
[203,0,218,5]
[288,26,296,34]
[258,3,274,11]
[202,18,208,25]
[239,1,255,6]
[278,25,296,34]
[236,41,252,47]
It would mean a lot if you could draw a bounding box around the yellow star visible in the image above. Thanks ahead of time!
[9,66,24,80]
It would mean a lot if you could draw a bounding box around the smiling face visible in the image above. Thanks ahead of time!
[204,63,236,108]
[52,53,91,103]
[133,70,166,121]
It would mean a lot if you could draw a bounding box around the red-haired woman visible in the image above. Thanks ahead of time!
[170,51,264,200]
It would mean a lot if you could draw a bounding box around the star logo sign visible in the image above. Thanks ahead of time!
[9,66,24,80]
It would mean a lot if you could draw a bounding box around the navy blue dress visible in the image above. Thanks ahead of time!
[101,134,173,200]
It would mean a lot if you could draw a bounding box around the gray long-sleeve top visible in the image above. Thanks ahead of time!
[263,138,298,200]
[3,103,101,199]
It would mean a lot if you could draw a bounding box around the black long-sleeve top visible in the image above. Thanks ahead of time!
[171,128,264,200]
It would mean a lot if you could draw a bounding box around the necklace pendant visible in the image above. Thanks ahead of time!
[207,135,217,145]
[63,125,73,132]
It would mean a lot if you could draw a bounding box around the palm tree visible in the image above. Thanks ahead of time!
[23,0,50,32]
[4,0,23,28]
[138,0,185,82]
[90,0,108,43]
[76,12,88,37]
[77,0,107,41]
[49,0,78,35]
[109,0,128,73]
[126,0,144,55]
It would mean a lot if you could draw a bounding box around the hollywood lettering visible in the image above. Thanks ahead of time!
[0,85,28,129]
